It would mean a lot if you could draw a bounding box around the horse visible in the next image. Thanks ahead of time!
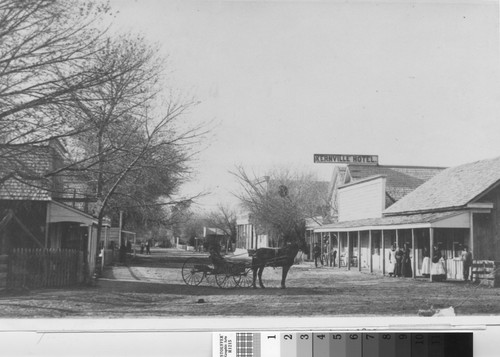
[251,242,300,289]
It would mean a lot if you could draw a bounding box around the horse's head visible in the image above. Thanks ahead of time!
[295,239,308,253]
[282,241,302,258]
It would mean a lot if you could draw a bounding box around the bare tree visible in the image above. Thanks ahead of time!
[233,167,329,246]
[205,205,237,252]
[58,34,205,256]
[0,0,115,147]
[0,2,208,278]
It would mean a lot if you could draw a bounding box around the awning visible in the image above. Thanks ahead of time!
[47,201,97,226]
[314,211,471,233]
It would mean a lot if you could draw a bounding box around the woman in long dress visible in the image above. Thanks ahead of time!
[430,244,446,281]
[387,244,396,277]
[401,243,412,277]
[421,246,430,278]
[394,247,403,277]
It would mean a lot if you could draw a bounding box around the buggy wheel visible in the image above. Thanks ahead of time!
[237,267,254,288]
[205,272,218,287]
[215,265,240,289]
[182,258,205,286]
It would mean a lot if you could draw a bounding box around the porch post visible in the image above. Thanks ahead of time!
[347,232,351,271]
[309,231,313,259]
[44,203,51,248]
[469,212,474,259]
[358,231,361,272]
[87,224,93,279]
[338,232,343,269]
[104,225,108,265]
[329,233,333,266]
[411,228,416,279]
[381,230,385,275]
[320,233,324,258]
[119,210,123,248]
[429,227,434,282]
[369,230,373,273]
[396,229,399,248]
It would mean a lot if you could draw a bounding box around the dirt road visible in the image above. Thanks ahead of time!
[0,248,499,318]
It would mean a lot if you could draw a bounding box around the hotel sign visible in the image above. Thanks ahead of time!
[314,154,379,165]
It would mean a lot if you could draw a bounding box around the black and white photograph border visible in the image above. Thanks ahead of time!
[1,0,500,344]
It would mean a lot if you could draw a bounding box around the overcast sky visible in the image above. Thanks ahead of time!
[109,0,500,210]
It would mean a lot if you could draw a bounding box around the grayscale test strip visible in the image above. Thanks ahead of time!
[213,332,473,357]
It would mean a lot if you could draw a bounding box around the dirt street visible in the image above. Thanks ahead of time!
[0,248,499,318]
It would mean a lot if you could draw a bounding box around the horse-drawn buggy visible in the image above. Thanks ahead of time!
[181,243,301,289]
[181,251,254,288]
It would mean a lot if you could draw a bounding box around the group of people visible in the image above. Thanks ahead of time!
[392,242,473,282]
[388,243,413,277]
[313,243,337,268]
[140,241,151,255]
[313,240,473,282]
[421,243,472,282]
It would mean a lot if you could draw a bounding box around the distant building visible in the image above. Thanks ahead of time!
[203,227,232,252]
[236,214,268,251]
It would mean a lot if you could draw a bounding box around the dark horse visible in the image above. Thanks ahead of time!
[251,242,300,289]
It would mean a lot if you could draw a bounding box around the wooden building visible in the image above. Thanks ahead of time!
[327,162,446,220]
[308,160,445,263]
[315,156,500,282]
[236,214,268,251]
[0,141,100,287]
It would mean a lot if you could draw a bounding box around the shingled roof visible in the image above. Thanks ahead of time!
[384,156,500,215]
[0,146,55,201]
[346,164,446,203]
[316,210,466,232]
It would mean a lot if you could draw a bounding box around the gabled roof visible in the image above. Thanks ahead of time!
[0,141,91,202]
[0,146,55,201]
[385,156,500,215]
[204,227,227,236]
[346,164,446,203]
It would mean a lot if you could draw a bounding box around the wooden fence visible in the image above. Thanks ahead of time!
[7,248,84,289]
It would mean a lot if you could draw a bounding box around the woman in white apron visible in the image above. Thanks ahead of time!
[387,244,396,277]
[421,246,430,278]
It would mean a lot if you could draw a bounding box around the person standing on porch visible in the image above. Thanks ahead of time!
[388,243,396,277]
[394,245,404,277]
[313,243,322,268]
[401,242,412,278]
[431,243,446,282]
[421,246,430,278]
[461,246,473,282]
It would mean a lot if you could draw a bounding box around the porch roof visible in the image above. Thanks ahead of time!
[314,210,470,233]
[47,201,97,226]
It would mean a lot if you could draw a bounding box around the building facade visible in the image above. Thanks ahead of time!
[315,156,500,282]
[0,141,101,284]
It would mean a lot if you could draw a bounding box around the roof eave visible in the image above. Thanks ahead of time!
[383,205,468,217]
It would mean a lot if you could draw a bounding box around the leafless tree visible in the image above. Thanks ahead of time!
[0,1,208,273]
[233,167,330,246]
[57,34,206,251]
[205,205,237,252]
[0,0,115,147]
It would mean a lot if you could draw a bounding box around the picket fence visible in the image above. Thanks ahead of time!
[8,248,84,289]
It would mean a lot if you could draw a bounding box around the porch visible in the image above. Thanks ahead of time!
[314,211,476,281]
